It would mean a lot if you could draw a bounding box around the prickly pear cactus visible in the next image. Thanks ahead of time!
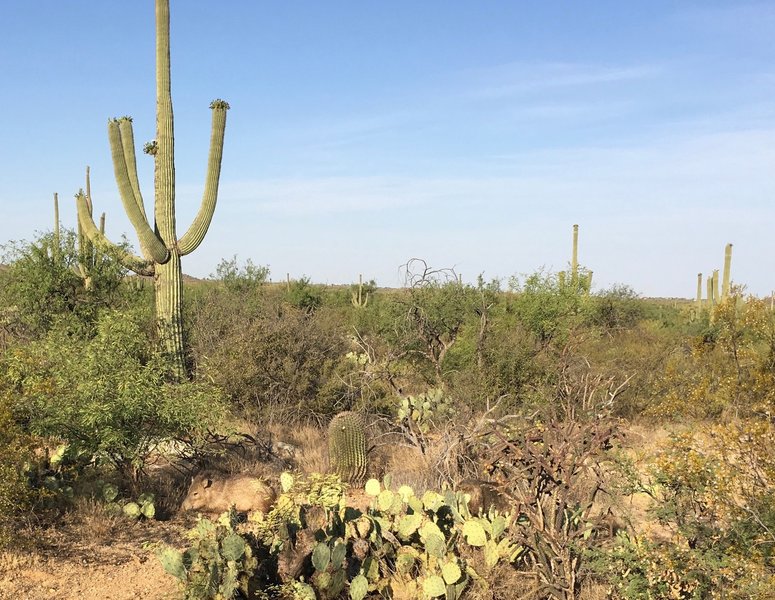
[328,411,368,484]
[232,471,522,599]
[158,509,256,600]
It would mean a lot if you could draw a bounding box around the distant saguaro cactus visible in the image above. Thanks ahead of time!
[722,243,733,300]
[571,224,579,286]
[75,0,229,380]
[707,275,714,308]
[351,274,369,308]
[328,412,368,483]
[696,273,703,308]
[53,192,60,248]
[74,167,107,290]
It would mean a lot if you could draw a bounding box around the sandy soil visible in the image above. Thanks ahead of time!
[0,519,186,600]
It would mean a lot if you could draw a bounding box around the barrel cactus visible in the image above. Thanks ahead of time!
[328,411,368,484]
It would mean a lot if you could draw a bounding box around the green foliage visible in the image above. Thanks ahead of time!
[647,294,775,419]
[594,422,775,599]
[212,256,269,294]
[188,290,352,422]
[588,285,645,331]
[328,411,368,484]
[509,270,590,344]
[402,279,477,383]
[2,307,226,480]
[0,389,31,547]
[159,509,257,600]
[285,277,324,312]
[0,230,132,336]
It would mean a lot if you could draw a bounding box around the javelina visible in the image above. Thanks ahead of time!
[457,479,510,515]
[181,473,276,514]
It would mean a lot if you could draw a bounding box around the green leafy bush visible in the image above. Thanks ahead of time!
[646,295,775,419]
[2,307,226,480]
[189,290,351,422]
[285,277,324,313]
[0,230,133,337]
[509,270,591,345]
[589,285,645,331]
[213,256,269,295]
[0,389,31,546]
[594,421,775,599]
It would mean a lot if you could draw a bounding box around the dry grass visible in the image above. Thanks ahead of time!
[579,581,611,600]
[60,497,127,544]
[143,468,192,520]
[377,444,436,492]
[266,422,330,475]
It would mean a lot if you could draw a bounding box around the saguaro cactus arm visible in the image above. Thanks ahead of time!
[178,100,230,256]
[117,118,149,222]
[154,0,175,248]
[75,191,155,276]
[108,118,169,263]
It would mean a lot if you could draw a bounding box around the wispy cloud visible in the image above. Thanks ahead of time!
[176,120,775,295]
[461,61,661,100]
[186,123,775,218]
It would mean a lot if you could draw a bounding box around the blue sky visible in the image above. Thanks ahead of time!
[1,1,773,297]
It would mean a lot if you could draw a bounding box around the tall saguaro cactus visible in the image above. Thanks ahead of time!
[76,0,229,380]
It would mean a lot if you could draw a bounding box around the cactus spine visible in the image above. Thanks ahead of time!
[722,243,732,300]
[328,412,368,484]
[75,0,229,380]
